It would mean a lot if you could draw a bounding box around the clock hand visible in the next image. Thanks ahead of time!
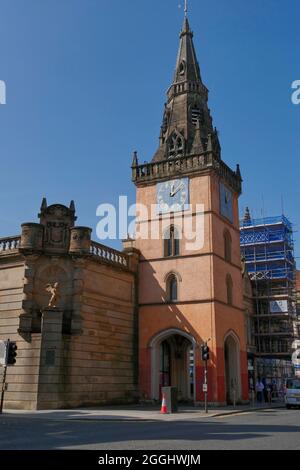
[170,183,184,197]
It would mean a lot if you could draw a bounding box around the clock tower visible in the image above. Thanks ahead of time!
[131,15,248,405]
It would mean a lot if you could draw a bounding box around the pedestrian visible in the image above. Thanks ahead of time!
[255,378,264,403]
[262,378,268,402]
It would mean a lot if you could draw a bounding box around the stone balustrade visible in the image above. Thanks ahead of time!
[0,235,21,253]
[90,241,129,269]
[0,235,130,270]
[132,152,242,194]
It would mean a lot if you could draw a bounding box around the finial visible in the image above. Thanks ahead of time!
[132,151,138,167]
[184,0,188,17]
[207,133,213,152]
[69,200,76,212]
[40,197,47,212]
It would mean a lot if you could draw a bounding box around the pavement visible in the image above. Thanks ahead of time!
[2,401,285,422]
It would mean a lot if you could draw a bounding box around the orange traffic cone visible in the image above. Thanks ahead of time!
[160,393,168,414]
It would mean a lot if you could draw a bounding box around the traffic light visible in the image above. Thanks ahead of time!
[201,344,210,361]
[7,341,17,365]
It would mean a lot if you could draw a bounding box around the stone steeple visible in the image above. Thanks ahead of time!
[152,15,219,162]
[132,13,242,195]
[174,17,202,84]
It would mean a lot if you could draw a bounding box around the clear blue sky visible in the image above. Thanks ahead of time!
[0,0,299,257]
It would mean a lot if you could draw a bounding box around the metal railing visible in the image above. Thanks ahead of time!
[240,215,292,230]
[243,250,294,263]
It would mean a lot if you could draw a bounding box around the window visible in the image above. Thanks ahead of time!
[168,131,184,158]
[164,226,180,257]
[224,230,232,263]
[226,274,233,305]
[167,274,178,302]
[179,60,186,76]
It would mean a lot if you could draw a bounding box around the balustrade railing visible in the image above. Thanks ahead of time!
[132,153,241,193]
[90,241,129,269]
[0,235,21,253]
[0,236,130,269]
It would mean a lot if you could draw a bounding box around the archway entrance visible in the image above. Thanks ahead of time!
[224,333,241,404]
[150,329,195,403]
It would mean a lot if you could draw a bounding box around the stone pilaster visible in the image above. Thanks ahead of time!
[37,308,64,409]
[122,243,140,389]
[18,255,40,335]
[122,241,140,274]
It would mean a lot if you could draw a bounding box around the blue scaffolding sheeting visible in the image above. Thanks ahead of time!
[240,214,295,283]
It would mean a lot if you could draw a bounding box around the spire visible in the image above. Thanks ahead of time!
[152,15,214,162]
[191,119,204,154]
[174,16,202,84]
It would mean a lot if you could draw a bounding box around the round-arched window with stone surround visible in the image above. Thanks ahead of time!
[165,271,182,303]
[163,225,180,258]
[168,274,178,302]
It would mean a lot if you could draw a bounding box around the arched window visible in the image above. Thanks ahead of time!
[164,226,180,257]
[226,274,233,306]
[166,274,178,302]
[168,131,184,158]
[224,230,232,263]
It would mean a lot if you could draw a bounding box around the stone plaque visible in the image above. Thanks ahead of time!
[45,350,56,366]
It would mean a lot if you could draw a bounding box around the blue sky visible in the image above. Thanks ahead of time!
[0,0,299,256]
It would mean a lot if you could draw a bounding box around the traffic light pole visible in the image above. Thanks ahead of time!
[0,339,10,414]
[0,364,7,414]
[201,340,210,414]
[204,358,208,414]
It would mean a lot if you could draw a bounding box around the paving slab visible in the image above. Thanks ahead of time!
[2,402,284,422]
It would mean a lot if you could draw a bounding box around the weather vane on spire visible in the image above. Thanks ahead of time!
[184,0,188,17]
[178,0,189,18]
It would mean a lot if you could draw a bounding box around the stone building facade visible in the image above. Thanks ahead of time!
[0,200,139,409]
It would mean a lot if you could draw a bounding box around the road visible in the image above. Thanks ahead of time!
[0,408,300,450]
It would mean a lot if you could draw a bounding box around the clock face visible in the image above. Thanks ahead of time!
[157,178,189,214]
[220,183,233,223]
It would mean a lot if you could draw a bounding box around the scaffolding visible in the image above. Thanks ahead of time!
[240,212,297,389]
